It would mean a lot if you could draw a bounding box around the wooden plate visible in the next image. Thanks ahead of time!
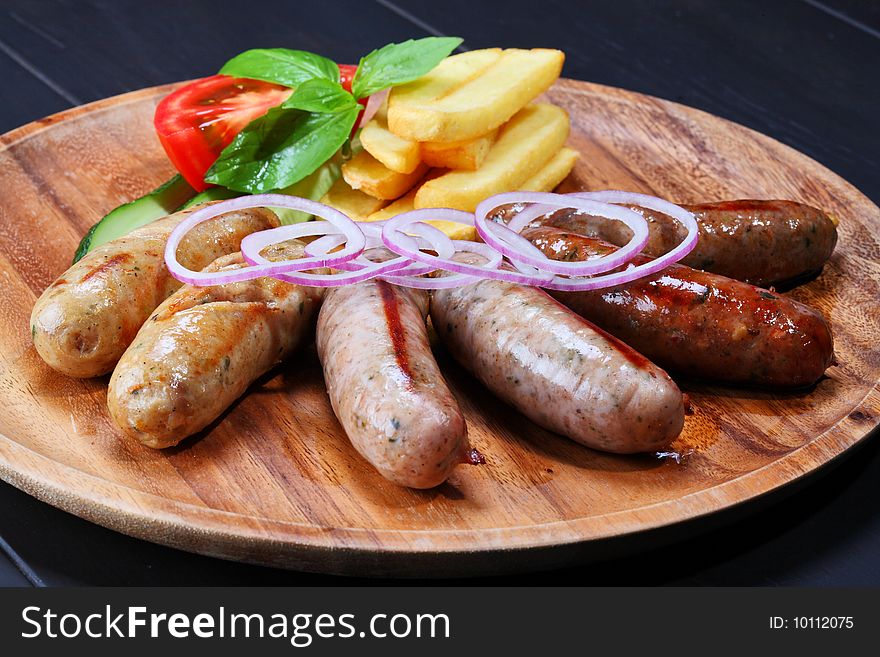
[0,79,878,577]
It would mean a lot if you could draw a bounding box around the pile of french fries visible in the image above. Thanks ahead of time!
[320,48,576,240]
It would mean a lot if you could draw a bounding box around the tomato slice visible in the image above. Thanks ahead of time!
[338,63,357,93]
[339,63,368,134]
[154,75,292,191]
[155,65,365,191]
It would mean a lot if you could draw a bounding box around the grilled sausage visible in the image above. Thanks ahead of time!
[31,205,279,378]
[316,280,469,488]
[525,225,835,387]
[107,250,322,448]
[544,199,837,287]
[431,277,685,454]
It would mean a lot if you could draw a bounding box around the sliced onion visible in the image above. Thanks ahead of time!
[503,202,554,231]
[381,209,504,277]
[164,190,699,292]
[475,192,650,276]
[358,88,390,129]
[384,241,496,289]
[165,195,365,286]
[570,190,699,267]
[242,220,409,287]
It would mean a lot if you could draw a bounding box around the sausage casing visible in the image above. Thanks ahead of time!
[107,252,322,448]
[31,205,279,378]
[525,225,835,387]
[546,199,838,286]
[431,278,685,454]
[316,280,469,488]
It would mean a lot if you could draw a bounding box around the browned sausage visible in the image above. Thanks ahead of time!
[317,280,469,488]
[108,249,322,448]
[543,199,837,287]
[524,225,835,387]
[431,275,684,453]
[31,205,279,377]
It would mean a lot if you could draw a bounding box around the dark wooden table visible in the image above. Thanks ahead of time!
[1,0,877,586]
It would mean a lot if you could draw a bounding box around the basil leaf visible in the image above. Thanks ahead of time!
[272,153,343,225]
[283,79,358,113]
[219,48,339,88]
[352,36,463,99]
[204,106,359,194]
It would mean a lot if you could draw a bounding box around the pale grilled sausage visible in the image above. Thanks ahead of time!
[525,225,835,387]
[430,277,685,453]
[31,205,279,377]
[316,280,469,488]
[107,250,322,448]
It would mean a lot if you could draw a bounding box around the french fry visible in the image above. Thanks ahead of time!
[342,150,428,200]
[388,48,564,142]
[389,48,502,109]
[364,186,476,241]
[420,129,498,171]
[364,189,417,223]
[359,103,422,174]
[361,146,575,242]
[414,104,569,212]
[319,176,388,220]
[521,147,579,191]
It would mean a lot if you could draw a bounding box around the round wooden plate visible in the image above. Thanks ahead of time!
[0,79,878,577]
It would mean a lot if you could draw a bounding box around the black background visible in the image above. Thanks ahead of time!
[0,0,878,585]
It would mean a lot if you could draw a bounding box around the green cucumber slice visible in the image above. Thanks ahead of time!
[73,174,196,263]
[178,186,243,210]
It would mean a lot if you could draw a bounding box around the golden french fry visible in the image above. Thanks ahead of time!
[420,129,498,171]
[359,103,422,174]
[365,184,476,241]
[414,104,569,212]
[364,189,417,223]
[388,49,564,142]
[319,176,388,220]
[342,150,428,200]
[521,147,578,191]
[389,48,502,109]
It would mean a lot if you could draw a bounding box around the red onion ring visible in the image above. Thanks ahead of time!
[165,195,365,286]
[475,192,650,276]
[384,241,496,289]
[381,209,505,278]
[569,190,699,267]
[164,191,699,292]
[358,88,390,129]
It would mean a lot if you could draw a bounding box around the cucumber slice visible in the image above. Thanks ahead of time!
[73,146,350,264]
[73,174,196,263]
[179,186,242,210]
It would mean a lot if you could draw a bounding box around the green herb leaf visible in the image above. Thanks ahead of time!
[351,36,463,99]
[204,106,359,193]
[271,152,343,225]
[218,48,339,88]
[282,79,358,113]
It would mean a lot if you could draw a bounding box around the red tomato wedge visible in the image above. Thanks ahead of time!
[339,63,368,134]
[154,75,292,191]
[155,65,365,191]
[338,63,357,93]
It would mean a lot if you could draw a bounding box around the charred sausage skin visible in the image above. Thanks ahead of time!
[545,199,837,287]
[31,205,279,377]
[317,280,469,489]
[431,277,685,454]
[524,225,835,387]
[108,251,322,448]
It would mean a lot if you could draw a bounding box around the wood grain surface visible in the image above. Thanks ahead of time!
[0,79,878,576]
